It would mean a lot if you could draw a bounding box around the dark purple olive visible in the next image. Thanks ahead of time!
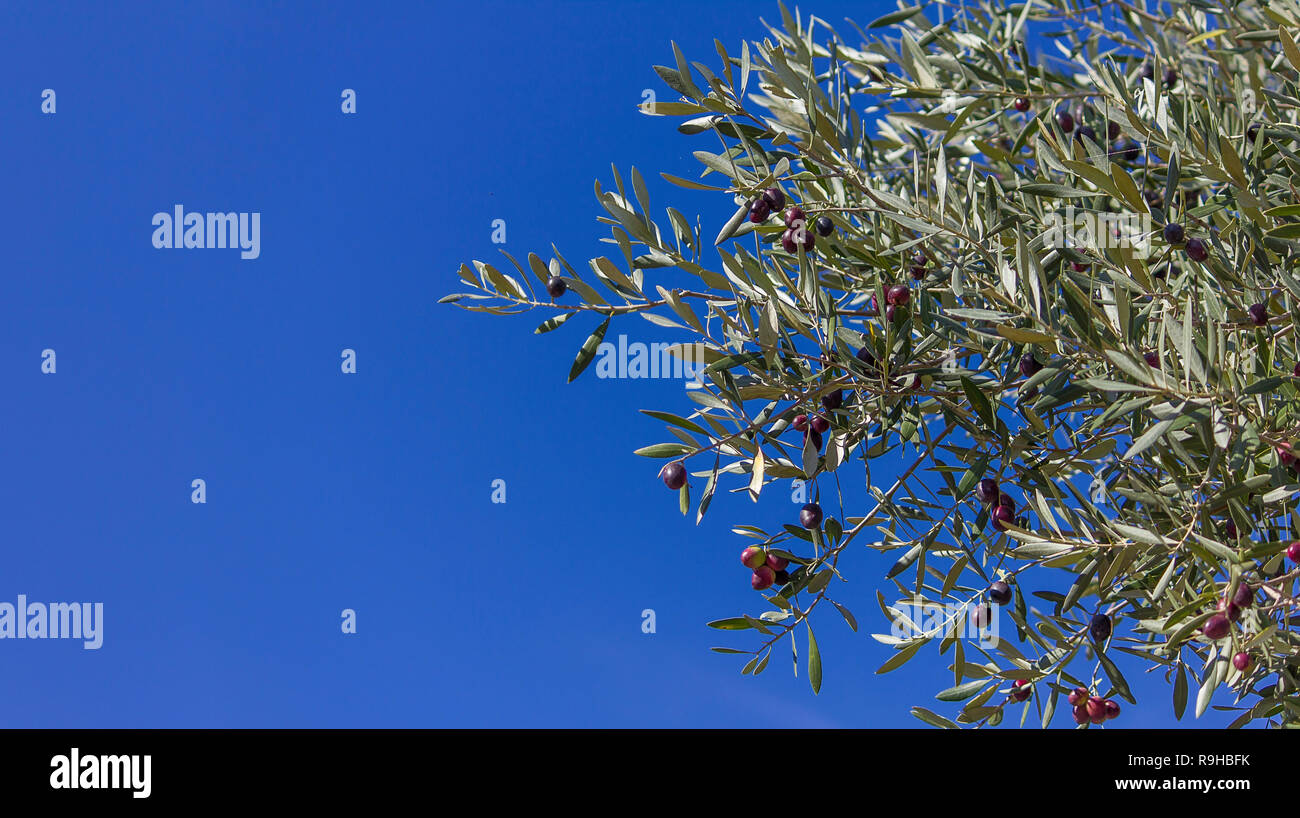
[1203,613,1230,640]
[989,581,1012,605]
[1219,598,1241,623]
[977,478,1000,505]
[1011,679,1031,702]
[1087,697,1107,724]
[660,461,687,490]
[992,504,1014,531]
[1019,353,1043,377]
[1231,583,1254,610]
[909,251,929,280]
[1089,613,1112,643]
[799,503,823,529]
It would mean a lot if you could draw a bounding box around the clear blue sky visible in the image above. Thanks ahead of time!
[0,0,1230,727]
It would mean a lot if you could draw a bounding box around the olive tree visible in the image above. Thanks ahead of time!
[445,0,1300,727]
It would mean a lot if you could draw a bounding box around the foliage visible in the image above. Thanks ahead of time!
[445,0,1300,727]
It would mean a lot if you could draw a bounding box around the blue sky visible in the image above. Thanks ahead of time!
[0,0,1234,727]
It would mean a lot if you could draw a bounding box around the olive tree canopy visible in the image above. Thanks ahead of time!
[446,0,1300,728]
